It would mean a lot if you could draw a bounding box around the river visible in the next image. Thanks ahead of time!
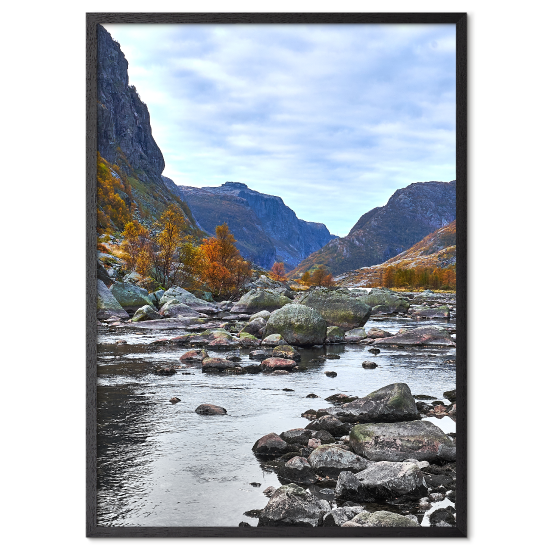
[97,316,456,527]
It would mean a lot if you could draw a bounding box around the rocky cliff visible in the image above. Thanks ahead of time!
[289,181,456,277]
[335,220,457,287]
[96,25,199,232]
[172,182,336,269]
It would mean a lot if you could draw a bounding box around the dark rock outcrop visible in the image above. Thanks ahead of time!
[290,180,456,276]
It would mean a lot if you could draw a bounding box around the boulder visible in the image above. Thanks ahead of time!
[250,310,272,322]
[279,456,317,485]
[344,328,367,343]
[131,305,160,322]
[97,260,113,287]
[148,289,164,308]
[159,301,201,318]
[180,349,208,363]
[325,326,346,344]
[366,328,392,339]
[325,394,356,404]
[322,506,364,527]
[375,326,455,347]
[243,364,262,374]
[429,508,456,526]
[239,317,267,337]
[327,383,420,423]
[195,404,227,415]
[297,288,372,329]
[273,345,301,361]
[110,281,154,313]
[159,286,213,309]
[443,389,457,403]
[201,357,236,372]
[305,415,350,437]
[362,361,377,369]
[252,433,289,456]
[264,304,327,346]
[97,280,129,320]
[249,349,272,360]
[308,445,370,477]
[257,484,330,527]
[261,358,297,372]
[345,510,419,528]
[411,306,451,320]
[238,333,261,347]
[231,289,292,314]
[280,428,314,446]
[353,288,410,314]
[261,334,288,347]
[335,462,428,501]
[311,430,336,445]
[349,420,456,462]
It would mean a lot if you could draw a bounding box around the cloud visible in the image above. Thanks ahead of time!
[104,23,456,237]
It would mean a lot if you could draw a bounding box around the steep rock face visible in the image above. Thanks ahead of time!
[290,181,456,276]
[96,26,199,231]
[174,182,336,269]
[97,25,164,184]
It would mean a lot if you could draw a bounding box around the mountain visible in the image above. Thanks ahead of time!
[288,181,456,277]
[335,220,456,287]
[168,181,337,269]
[96,25,199,232]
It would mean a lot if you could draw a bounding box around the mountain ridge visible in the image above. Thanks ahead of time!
[289,180,456,277]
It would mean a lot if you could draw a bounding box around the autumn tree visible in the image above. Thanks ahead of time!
[309,266,335,287]
[300,271,312,286]
[120,220,152,275]
[199,223,252,299]
[152,205,188,287]
[382,266,396,288]
[270,262,287,282]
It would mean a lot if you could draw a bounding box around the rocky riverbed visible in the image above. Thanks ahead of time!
[97,281,457,527]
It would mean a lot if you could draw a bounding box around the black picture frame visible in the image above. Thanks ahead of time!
[86,12,467,538]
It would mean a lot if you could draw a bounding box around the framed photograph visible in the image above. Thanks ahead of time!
[87,12,466,537]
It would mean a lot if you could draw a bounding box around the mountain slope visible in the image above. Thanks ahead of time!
[289,180,456,277]
[170,181,336,269]
[335,220,456,287]
[96,25,199,233]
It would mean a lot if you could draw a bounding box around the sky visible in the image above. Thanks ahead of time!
[104,23,456,237]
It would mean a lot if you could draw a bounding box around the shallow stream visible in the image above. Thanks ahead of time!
[97,316,456,527]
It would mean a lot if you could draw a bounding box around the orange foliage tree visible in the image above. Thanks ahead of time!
[270,262,287,282]
[152,205,188,287]
[121,220,153,275]
[199,223,252,299]
[300,271,312,286]
[381,265,456,290]
[309,266,335,287]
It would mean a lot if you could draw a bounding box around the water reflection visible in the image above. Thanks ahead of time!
[97,317,456,527]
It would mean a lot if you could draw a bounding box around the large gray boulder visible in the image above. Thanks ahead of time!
[305,415,350,437]
[411,306,451,319]
[97,280,129,320]
[349,420,456,462]
[159,300,201,318]
[264,304,327,346]
[297,288,372,329]
[335,462,428,501]
[322,506,364,527]
[257,484,330,527]
[239,317,267,337]
[343,510,419,528]
[375,326,455,347]
[308,445,370,477]
[327,383,420,423]
[231,289,292,313]
[279,456,317,485]
[159,286,214,310]
[110,281,154,313]
[131,305,160,322]
[352,288,410,314]
[252,433,289,456]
